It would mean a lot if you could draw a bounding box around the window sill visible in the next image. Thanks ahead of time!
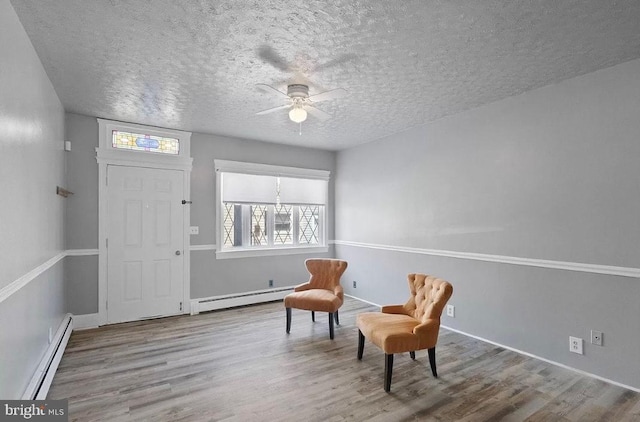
[215,245,329,260]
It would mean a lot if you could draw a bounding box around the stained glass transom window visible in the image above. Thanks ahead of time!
[112,130,180,155]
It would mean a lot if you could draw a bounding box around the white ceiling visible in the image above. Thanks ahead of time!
[10,0,640,151]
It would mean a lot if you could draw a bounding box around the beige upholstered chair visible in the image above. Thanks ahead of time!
[356,273,453,391]
[284,259,348,339]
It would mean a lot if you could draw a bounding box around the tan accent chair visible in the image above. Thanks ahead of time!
[356,274,453,392]
[284,259,348,339]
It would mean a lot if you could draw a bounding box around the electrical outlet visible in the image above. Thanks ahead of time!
[446,304,455,318]
[189,226,199,235]
[591,330,603,346]
[353,281,357,288]
[268,279,274,288]
[569,336,583,354]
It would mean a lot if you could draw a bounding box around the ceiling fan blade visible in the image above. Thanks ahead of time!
[257,45,291,72]
[256,83,289,98]
[308,88,348,103]
[312,53,357,72]
[255,104,291,115]
[305,105,332,122]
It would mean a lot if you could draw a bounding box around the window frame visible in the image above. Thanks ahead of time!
[215,160,329,259]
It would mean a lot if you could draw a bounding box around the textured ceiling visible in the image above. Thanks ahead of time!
[10,0,640,150]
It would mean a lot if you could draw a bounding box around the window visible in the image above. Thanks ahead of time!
[215,160,329,258]
[112,130,180,155]
[98,119,191,162]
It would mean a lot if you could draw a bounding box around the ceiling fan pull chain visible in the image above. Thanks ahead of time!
[299,122,302,136]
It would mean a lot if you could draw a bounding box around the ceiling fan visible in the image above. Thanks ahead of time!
[255,83,348,123]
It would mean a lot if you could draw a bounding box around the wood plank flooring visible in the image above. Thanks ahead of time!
[48,298,640,421]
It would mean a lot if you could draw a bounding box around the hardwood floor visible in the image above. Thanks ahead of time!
[49,298,640,421]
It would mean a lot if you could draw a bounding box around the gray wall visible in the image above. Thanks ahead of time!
[63,113,337,310]
[65,113,99,250]
[64,255,98,315]
[0,0,66,398]
[64,113,99,315]
[335,59,640,389]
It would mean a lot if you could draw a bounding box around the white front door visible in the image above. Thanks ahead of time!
[107,165,184,323]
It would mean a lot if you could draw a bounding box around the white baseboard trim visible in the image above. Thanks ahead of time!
[334,240,640,279]
[191,286,295,315]
[345,294,382,308]
[22,314,73,400]
[72,313,100,330]
[346,294,639,393]
[440,325,640,393]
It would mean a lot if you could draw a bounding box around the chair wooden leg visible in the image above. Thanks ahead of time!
[311,311,315,322]
[286,308,291,333]
[357,330,365,360]
[328,312,334,339]
[428,347,437,377]
[334,310,340,325]
[409,351,416,360]
[384,354,394,392]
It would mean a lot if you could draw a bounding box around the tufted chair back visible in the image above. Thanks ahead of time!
[403,273,453,323]
[306,259,348,292]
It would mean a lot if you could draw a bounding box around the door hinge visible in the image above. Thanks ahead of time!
[106,300,108,310]
[106,238,108,248]
[180,302,183,311]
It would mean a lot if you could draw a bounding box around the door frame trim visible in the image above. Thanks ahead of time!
[96,118,193,326]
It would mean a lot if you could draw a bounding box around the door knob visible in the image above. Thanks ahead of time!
[175,250,181,256]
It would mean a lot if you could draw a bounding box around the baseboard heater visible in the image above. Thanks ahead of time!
[190,287,294,315]
[22,313,73,400]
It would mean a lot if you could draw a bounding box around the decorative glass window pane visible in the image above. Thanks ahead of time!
[251,205,268,246]
[299,205,319,245]
[220,202,323,251]
[274,204,293,245]
[112,130,180,155]
[223,203,235,247]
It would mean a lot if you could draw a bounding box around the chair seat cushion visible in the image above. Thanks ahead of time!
[357,312,421,354]
[284,289,342,313]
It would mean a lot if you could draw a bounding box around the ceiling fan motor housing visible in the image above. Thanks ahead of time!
[287,84,309,98]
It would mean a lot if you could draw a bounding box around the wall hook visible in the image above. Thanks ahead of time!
[56,186,74,198]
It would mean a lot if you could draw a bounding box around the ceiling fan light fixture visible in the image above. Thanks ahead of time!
[289,106,307,123]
